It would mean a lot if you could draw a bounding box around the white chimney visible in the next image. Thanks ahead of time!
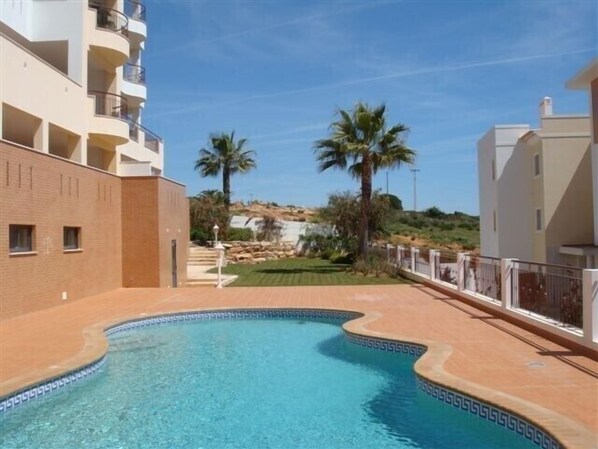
[539,96,553,117]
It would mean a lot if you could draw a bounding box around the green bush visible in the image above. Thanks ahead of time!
[436,221,455,231]
[190,227,209,244]
[227,227,253,241]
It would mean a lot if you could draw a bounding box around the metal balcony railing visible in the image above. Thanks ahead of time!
[90,4,128,36]
[89,91,128,119]
[124,0,146,22]
[124,63,146,84]
[127,119,162,153]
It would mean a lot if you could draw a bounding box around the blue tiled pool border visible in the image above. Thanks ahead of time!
[0,308,560,448]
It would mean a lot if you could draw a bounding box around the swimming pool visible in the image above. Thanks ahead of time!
[0,310,555,448]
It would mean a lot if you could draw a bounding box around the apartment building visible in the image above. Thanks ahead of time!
[566,59,598,263]
[478,73,595,268]
[0,0,189,319]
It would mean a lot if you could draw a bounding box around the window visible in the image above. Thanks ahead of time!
[9,225,34,253]
[535,209,542,231]
[491,159,496,180]
[63,227,81,250]
[533,153,540,177]
[493,211,497,232]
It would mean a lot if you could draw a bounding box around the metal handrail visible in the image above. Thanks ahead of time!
[90,4,128,35]
[89,91,128,119]
[124,0,146,22]
[124,63,146,84]
[127,118,162,153]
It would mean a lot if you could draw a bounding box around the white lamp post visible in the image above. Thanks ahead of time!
[215,241,225,288]
[212,223,219,247]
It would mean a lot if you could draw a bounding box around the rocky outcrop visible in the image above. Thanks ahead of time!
[224,241,297,264]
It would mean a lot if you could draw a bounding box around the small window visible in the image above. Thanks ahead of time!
[493,211,497,232]
[9,225,34,253]
[533,154,540,177]
[491,159,496,180]
[64,227,81,250]
[535,209,542,231]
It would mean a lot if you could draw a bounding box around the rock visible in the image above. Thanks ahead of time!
[236,253,253,260]
[253,257,266,263]
[222,243,233,249]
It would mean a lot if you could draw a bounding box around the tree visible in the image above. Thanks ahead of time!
[314,103,415,256]
[255,214,283,242]
[189,190,229,244]
[318,191,391,252]
[380,193,403,210]
[194,131,257,210]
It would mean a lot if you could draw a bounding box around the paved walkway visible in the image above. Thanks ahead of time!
[1,285,596,448]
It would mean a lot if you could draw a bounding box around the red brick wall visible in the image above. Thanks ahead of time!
[157,178,189,288]
[0,141,189,319]
[121,178,160,287]
[0,142,123,318]
[121,177,188,288]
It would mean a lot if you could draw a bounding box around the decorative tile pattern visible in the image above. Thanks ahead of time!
[0,356,106,413]
[105,309,361,336]
[345,332,560,448]
[0,308,562,448]
[416,378,560,448]
[345,332,425,357]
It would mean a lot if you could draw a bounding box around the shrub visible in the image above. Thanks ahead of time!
[436,221,455,231]
[227,227,253,241]
[351,248,389,277]
[190,227,209,244]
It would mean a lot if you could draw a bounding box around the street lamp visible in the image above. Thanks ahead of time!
[212,224,219,246]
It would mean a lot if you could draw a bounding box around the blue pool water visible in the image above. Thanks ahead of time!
[1,317,542,448]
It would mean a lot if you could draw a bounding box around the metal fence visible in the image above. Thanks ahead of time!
[414,248,431,277]
[512,261,583,329]
[434,250,458,286]
[400,248,411,271]
[387,245,397,264]
[464,255,502,302]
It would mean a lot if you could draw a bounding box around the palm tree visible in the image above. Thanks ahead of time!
[314,103,415,256]
[194,131,257,210]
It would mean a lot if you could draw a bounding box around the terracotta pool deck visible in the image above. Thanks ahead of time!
[1,284,596,448]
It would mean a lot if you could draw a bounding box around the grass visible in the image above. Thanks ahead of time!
[209,257,410,287]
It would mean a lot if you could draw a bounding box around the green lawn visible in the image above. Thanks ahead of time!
[210,257,409,287]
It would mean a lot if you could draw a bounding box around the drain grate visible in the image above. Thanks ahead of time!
[527,361,545,368]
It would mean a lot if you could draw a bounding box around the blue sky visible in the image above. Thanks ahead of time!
[142,0,596,214]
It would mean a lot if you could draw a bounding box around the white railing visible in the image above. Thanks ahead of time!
[381,244,598,350]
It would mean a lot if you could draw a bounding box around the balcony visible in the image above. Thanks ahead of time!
[124,0,147,45]
[128,120,162,154]
[88,5,130,67]
[124,63,145,84]
[88,91,129,145]
[122,63,147,103]
[125,0,146,22]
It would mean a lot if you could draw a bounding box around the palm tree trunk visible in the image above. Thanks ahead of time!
[222,165,231,211]
[359,155,372,257]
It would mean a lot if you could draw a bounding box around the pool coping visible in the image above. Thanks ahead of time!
[1,307,594,448]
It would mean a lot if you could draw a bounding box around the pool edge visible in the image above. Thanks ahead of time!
[1,307,593,449]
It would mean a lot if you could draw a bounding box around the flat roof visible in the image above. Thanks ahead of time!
[566,59,598,90]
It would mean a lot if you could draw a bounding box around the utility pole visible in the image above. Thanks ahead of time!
[386,171,389,196]
[410,168,420,211]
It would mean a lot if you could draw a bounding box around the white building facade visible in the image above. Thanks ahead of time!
[477,93,595,268]
[0,0,164,176]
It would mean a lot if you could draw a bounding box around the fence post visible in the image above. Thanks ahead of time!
[500,258,516,310]
[430,250,437,280]
[457,252,466,291]
[397,245,402,267]
[410,247,416,272]
[583,269,598,345]
[386,243,391,263]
